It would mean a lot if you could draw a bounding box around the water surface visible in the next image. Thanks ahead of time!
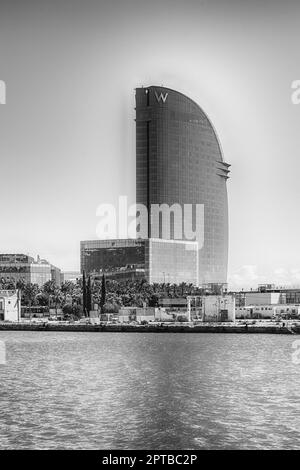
[0,331,299,449]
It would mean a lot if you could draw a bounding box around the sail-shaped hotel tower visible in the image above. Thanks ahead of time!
[135,86,230,285]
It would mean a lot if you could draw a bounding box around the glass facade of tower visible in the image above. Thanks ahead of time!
[136,86,229,284]
[147,239,198,285]
[80,239,147,279]
[80,239,198,285]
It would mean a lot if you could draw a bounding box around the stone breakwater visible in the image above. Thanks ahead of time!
[0,322,298,334]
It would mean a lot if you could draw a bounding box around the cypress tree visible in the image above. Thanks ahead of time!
[87,276,92,314]
[100,274,106,314]
[82,270,87,317]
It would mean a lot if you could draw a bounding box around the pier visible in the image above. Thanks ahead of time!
[0,322,298,334]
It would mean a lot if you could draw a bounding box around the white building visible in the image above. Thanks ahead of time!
[235,304,300,319]
[0,290,20,322]
[187,294,235,322]
[118,306,156,323]
[118,306,178,323]
[202,295,235,322]
[244,292,282,306]
[155,307,176,322]
[273,305,300,318]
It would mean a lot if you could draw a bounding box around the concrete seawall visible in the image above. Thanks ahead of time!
[0,322,298,334]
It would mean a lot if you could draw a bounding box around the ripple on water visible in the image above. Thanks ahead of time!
[0,331,299,449]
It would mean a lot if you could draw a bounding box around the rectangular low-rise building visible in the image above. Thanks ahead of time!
[244,292,283,306]
[273,304,300,318]
[0,254,61,287]
[202,295,236,322]
[0,290,20,322]
[118,306,156,323]
[80,238,198,285]
[236,305,274,319]
[187,294,235,322]
[235,304,300,319]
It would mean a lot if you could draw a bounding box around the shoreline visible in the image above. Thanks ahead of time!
[0,322,298,334]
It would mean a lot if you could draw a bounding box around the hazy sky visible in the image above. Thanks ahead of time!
[1,0,300,288]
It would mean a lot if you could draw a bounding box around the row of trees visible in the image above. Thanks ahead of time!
[0,276,211,318]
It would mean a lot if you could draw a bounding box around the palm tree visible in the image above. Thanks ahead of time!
[53,287,64,315]
[23,283,39,320]
[61,281,74,303]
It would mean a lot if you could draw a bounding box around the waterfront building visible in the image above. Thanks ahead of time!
[136,86,230,286]
[272,304,300,318]
[0,290,20,322]
[236,305,274,319]
[232,284,300,305]
[158,298,187,309]
[187,294,235,322]
[80,238,198,285]
[155,308,178,322]
[233,286,291,307]
[0,254,61,287]
[235,304,300,320]
[281,289,300,304]
[21,306,50,319]
[244,291,284,306]
[118,306,178,323]
[118,306,156,323]
[202,295,235,322]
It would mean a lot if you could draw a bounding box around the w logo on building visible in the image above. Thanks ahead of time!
[154,91,168,103]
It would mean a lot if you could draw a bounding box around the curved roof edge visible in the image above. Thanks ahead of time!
[145,85,225,163]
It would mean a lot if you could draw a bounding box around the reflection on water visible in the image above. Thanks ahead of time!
[0,331,299,449]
